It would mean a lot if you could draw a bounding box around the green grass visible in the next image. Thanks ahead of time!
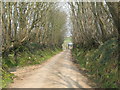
[2,44,62,88]
[64,37,72,43]
[2,69,15,88]
[72,38,119,88]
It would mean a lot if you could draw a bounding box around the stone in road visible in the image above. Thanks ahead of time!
[9,50,92,88]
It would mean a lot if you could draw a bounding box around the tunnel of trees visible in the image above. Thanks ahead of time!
[2,2,66,57]
[1,2,67,87]
[69,2,119,88]
[0,1,119,88]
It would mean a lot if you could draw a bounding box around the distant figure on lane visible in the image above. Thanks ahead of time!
[68,43,73,49]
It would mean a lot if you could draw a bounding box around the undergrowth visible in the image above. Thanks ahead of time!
[72,38,119,88]
[2,43,62,88]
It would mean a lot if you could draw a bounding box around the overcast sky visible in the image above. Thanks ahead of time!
[57,2,72,37]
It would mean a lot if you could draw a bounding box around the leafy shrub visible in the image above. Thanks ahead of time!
[2,69,15,88]
[72,38,118,88]
[2,43,62,88]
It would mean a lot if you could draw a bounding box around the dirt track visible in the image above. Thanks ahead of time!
[9,50,93,88]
